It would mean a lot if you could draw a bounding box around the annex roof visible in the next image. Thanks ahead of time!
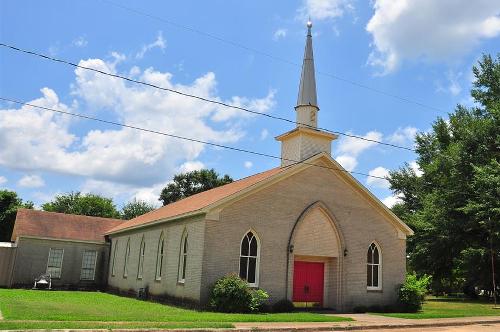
[11,209,123,243]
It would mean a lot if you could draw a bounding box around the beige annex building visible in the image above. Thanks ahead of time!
[1,23,412,311]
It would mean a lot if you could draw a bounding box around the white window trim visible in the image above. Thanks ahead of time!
[367,241,382,291]
[238,229,261,288]
[178,231,188,283]
[155,233,165,281]
[46,248,64,279]
[111,240,118,277]
[137,236,146,279]
[123,238,131,278]
[80,250,98,281]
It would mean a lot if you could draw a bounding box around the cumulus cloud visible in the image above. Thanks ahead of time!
[409,160,423,177]
[366,0,500,73]
[298,0,354,21]
[366,166,390,189]
[178,161,205,173]
[382,193,403,208]
[335,130,382,171]
[387,126,417,145]
[435,70,463,96]
[136,31,167,59]
[72,36,88,48]
[0,176,7,185]
[18,174,45,188]
[0,56,275,201]
[335,155,357,172]
[273,28,288,40]
[244,161,253,169]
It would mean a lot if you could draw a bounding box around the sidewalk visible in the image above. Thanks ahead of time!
[233,314,500,331]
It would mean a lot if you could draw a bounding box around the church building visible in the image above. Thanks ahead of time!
[1,23,412,311]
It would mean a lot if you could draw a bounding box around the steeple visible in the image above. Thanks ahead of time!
[275,21,337,167]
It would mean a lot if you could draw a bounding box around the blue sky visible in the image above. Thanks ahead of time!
[1,0,499,209]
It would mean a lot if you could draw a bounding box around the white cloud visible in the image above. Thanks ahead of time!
[273,28,288,40]
[435,70,463,96]
[210,89,276,122]
[244,161,253,169]
[335,155,357,172]
[136,31,167,59]
[260,129,269,140]
[298,0,354,21]
[366,0,500,73]
[337,131,383,156]
[387,126,417,145]
[409,160,423,177]
[18,174,45,188]
[0,56,275,200]
[366,166,390,189]
[178,161,205,173]
[0,176,7,185]
[382,194,403,208]
[72,36,88,48]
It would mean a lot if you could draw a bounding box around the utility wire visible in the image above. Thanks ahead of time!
[101,0,446,115]
[0,42,416,152]
[0,96,389,181]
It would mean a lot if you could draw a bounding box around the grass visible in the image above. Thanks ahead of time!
[377,296,500,319]
[0,289,350,329]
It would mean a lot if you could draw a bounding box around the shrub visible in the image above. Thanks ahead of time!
[271,299,295,313]
[209,274,269,313]
[397,273,431,312]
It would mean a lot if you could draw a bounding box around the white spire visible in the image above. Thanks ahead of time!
[296,20,318,108]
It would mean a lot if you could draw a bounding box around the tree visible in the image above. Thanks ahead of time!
[159,169,233,206]
[388,54,500,296]
[0,190,33,241]
[42,192,120,218]
[121,199,156,220]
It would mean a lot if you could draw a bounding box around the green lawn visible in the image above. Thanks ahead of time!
[378,297,500,319]
[0,289,350,329]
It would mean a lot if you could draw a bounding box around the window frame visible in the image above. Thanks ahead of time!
[111,240,118,277]
[155,232,165,281]
[46,248,64,279]
[238,230,260,288]
[123,238,131,278]
[178,231,188,283]
[137,236,146,279]
[80,250,98,281]
[367,242,382,291]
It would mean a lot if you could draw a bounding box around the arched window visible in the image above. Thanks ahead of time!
[367,242,382,290]
[239,231,260,287]
[111,240,118,277]
[137,236,146,279]
[155,232,165,280]
[123,238,131,278]
[178,231,188,283]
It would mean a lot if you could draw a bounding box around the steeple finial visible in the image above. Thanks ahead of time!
[297,20,317,108]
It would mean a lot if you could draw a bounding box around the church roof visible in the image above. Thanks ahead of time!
[107,167,285,234]
[297,21,318,108]
[11,209,123,243]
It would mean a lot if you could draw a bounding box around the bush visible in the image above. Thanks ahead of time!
[271,298,295,313]
[209,274,269,313]
[397,273,431,312]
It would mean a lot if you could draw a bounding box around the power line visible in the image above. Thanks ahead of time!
[0,42,416,152]
[101,0,446,115]
[0,96,389,181]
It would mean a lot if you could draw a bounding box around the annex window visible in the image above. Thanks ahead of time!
[80,250,98,281]
[137,236,146,279]
[367,242,382,290]
[155,233,165,280]
[46,248,64,279]
[178,232,188,283]
[111,240,118,277]
[123,238,131,278]
[239,231,260,287]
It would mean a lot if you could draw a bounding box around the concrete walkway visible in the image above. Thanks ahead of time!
[233,314,500,331]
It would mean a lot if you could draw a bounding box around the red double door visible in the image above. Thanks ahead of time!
[292,261,324,306]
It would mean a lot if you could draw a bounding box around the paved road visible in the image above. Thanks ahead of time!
[359,323,500,331]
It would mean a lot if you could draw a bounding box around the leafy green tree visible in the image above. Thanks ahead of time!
[159,169,233,206]
[42,192,120,218]
[121,199,156,220]
[0,190,33,241]
[389,54,500,295]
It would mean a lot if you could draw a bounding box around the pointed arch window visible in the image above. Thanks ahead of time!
[367,242,382,290]
[137,236,146,279]
[239,231,260,287]
[155,232,165,280]
[123,238,131,278]
[178,232,188,283]
[111,240,118,277]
